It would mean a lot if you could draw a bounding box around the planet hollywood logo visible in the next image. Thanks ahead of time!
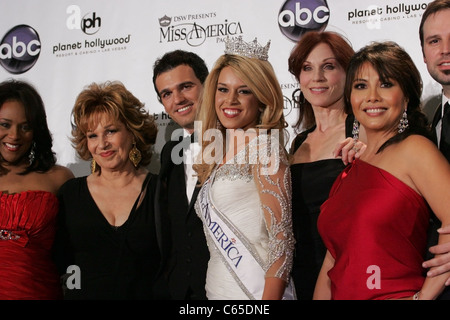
[66,5,102,35]
[158,14,243,47]
[0,25,41,74]
[278,0,330,42]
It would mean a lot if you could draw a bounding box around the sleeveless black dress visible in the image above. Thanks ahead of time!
[290,114,353,300]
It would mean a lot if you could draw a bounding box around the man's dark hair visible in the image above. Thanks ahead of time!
[419,0,450,54]
[152,50,208,103]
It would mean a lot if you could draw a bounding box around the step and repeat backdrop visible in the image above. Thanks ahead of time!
[0,0,440,176]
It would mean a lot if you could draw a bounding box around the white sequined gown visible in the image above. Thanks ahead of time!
[195,133,295,300]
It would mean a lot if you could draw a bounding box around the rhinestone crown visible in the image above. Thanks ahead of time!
[224,36,271,61]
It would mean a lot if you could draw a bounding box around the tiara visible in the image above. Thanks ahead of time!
[224,36,271,61]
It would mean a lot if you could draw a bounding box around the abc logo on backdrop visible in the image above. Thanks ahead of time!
[0,24,41,74]
[278,0,330,42]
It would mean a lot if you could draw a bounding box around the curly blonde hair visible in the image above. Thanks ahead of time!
[71,81,157,168]
[193,54,288,185]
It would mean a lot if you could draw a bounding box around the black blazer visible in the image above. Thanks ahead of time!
[428,104,450,300]
[432,103,450,162]
[155,136,209,300]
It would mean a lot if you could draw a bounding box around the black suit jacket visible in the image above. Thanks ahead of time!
[155,136,209,300]
[432,103,450,162]
[429,104,450,300]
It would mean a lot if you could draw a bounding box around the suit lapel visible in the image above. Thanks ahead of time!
[431,103,443,145]
[432,104,443,129]
[187,185,200,213]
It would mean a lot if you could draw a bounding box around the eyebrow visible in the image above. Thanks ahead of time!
[159,81,195,95]
[425,34,440,42]
[87,123,116,132]
[217,82,249,89]
[0,118,28,124]
[304,57,337,64]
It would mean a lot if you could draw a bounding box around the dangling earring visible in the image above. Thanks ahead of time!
[258,107,264,125]
[28,141,36,166]
[398,109,409,133]
[90,159,97,174]
[352,118,360,140]
[216,119,224,130]
[129,142,142,168]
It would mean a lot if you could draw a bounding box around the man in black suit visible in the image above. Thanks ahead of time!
[420,0,450,161]
[419,0,450,298]
[153,50,210,300]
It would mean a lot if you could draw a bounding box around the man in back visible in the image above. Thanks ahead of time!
[153,50,210,300]
[419,0,450,299]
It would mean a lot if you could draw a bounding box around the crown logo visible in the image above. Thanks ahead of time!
[224,36,271,61]
[159,15,172,27]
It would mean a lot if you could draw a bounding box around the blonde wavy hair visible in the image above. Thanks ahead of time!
[71,81,157,169]
[193,54,288,185]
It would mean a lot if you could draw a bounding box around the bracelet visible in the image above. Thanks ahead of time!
[413,291,420,300]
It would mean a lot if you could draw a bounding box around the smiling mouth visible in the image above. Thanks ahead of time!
[4,142,20,151]
[222,109,241,118]
[310,87,327,93]
[100,151,114,157]
[176,105,192,113]
[364,108,387,115]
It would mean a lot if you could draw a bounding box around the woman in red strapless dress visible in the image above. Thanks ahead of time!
[315,42,450,300]
[0,79,74,300]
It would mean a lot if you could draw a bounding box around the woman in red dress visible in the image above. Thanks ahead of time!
[0,79,74,299]
[315,41,450,300]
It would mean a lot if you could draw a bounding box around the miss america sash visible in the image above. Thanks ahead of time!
[197,172,296,300]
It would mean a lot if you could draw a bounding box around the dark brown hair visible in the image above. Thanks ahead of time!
[288,31,355,131]
[344,41,431,152]
[419,0,450,54]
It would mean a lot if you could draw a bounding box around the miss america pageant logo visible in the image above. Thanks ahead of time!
[158,14,243,47]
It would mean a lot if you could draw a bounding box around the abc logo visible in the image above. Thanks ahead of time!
[0,25,41,74]
[278,0,330,42]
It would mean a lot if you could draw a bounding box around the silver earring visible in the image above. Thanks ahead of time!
[28,141,36,166]
[352,119,360,140]
[398,109,409,133]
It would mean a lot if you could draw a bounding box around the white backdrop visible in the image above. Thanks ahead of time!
[1,0,440,177]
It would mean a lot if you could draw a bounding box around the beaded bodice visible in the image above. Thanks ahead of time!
[197,133,294,293]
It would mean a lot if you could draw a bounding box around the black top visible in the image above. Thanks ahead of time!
[54,173,162,300]
[290,114,353,300]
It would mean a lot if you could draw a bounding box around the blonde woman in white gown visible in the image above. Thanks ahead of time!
[193,37,296,300]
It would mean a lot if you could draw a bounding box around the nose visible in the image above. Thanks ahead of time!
[7,126,20,139]
[226,90,239,105]
[312,68,325,82]
[97,135,110,149]
[442,38,450,55]
[366,86,381,102]
[173,89,185,104]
